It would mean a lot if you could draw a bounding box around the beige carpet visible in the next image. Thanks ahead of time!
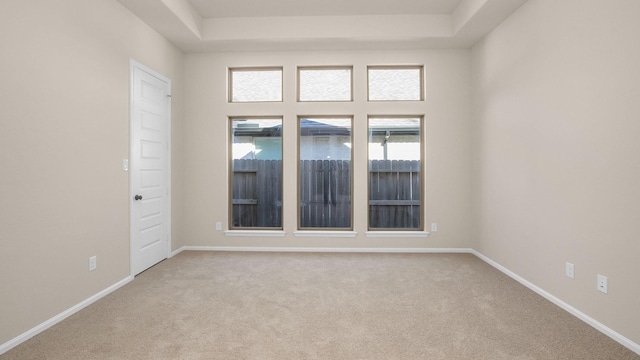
[2,251,638,359]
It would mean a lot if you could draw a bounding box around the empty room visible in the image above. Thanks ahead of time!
[1,0,639,358]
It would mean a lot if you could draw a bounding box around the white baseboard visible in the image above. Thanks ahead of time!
[0,276,133,356]
[471,249,640,356]
[170,245,474,255]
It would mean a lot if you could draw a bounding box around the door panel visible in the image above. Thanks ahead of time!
[131,62,170,275]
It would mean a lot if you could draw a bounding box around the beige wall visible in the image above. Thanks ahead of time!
[0,0,184,345]
[471,0,640,345]
[183,50,473,249]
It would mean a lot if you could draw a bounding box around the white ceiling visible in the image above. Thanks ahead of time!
[188,0,464,18]
[117,0,528,52]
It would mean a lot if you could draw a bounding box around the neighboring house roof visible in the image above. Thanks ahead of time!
[233,117,420,137]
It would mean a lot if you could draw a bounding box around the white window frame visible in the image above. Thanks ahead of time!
[224,64,428,237]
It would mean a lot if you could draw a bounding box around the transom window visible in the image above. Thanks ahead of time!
[229,67,283,102]
[367,66,423,101]
[298,67,353,102]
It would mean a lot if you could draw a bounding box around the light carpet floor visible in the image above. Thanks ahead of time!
[2,251,638,359]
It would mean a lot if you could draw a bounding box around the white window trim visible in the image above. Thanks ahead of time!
[365,231,429,238]
[225,230,286,237]
[227,64,428,234]
[294,231,357,238]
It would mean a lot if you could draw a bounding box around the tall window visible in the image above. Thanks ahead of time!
[230,117,283,229]
[229,67,283,102]
[368,116,422,230]
[299,117,353,229]
[367,66,423,101]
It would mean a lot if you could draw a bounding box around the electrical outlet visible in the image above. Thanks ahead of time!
[430,223,438,232]
[89,256,97,271]
[597,274,608,294]
[565,262,574,279]
[215,222,222,231]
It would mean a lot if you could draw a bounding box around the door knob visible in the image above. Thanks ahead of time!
[134,194,143,201]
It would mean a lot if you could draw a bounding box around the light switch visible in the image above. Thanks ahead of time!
[123,159,129,171]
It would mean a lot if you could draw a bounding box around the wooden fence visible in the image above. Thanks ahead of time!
[231,159,283,228]
[369,160,421,229]
[299,160,351,228]
[231,159,420,229]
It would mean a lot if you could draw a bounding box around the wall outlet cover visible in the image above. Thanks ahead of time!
[89,256,97,271]
[597,274,608,294]
[565,262,574,279]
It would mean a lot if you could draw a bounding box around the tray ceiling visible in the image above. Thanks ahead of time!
[118,0,528,52]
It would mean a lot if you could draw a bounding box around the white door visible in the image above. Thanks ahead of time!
[130,61,171,276]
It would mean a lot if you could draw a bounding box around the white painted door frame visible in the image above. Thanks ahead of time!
[129,59,172,276]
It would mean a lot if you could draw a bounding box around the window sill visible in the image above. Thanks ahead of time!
[294,231,357,238]
[224,230,286,237]
[365,231,429,238]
